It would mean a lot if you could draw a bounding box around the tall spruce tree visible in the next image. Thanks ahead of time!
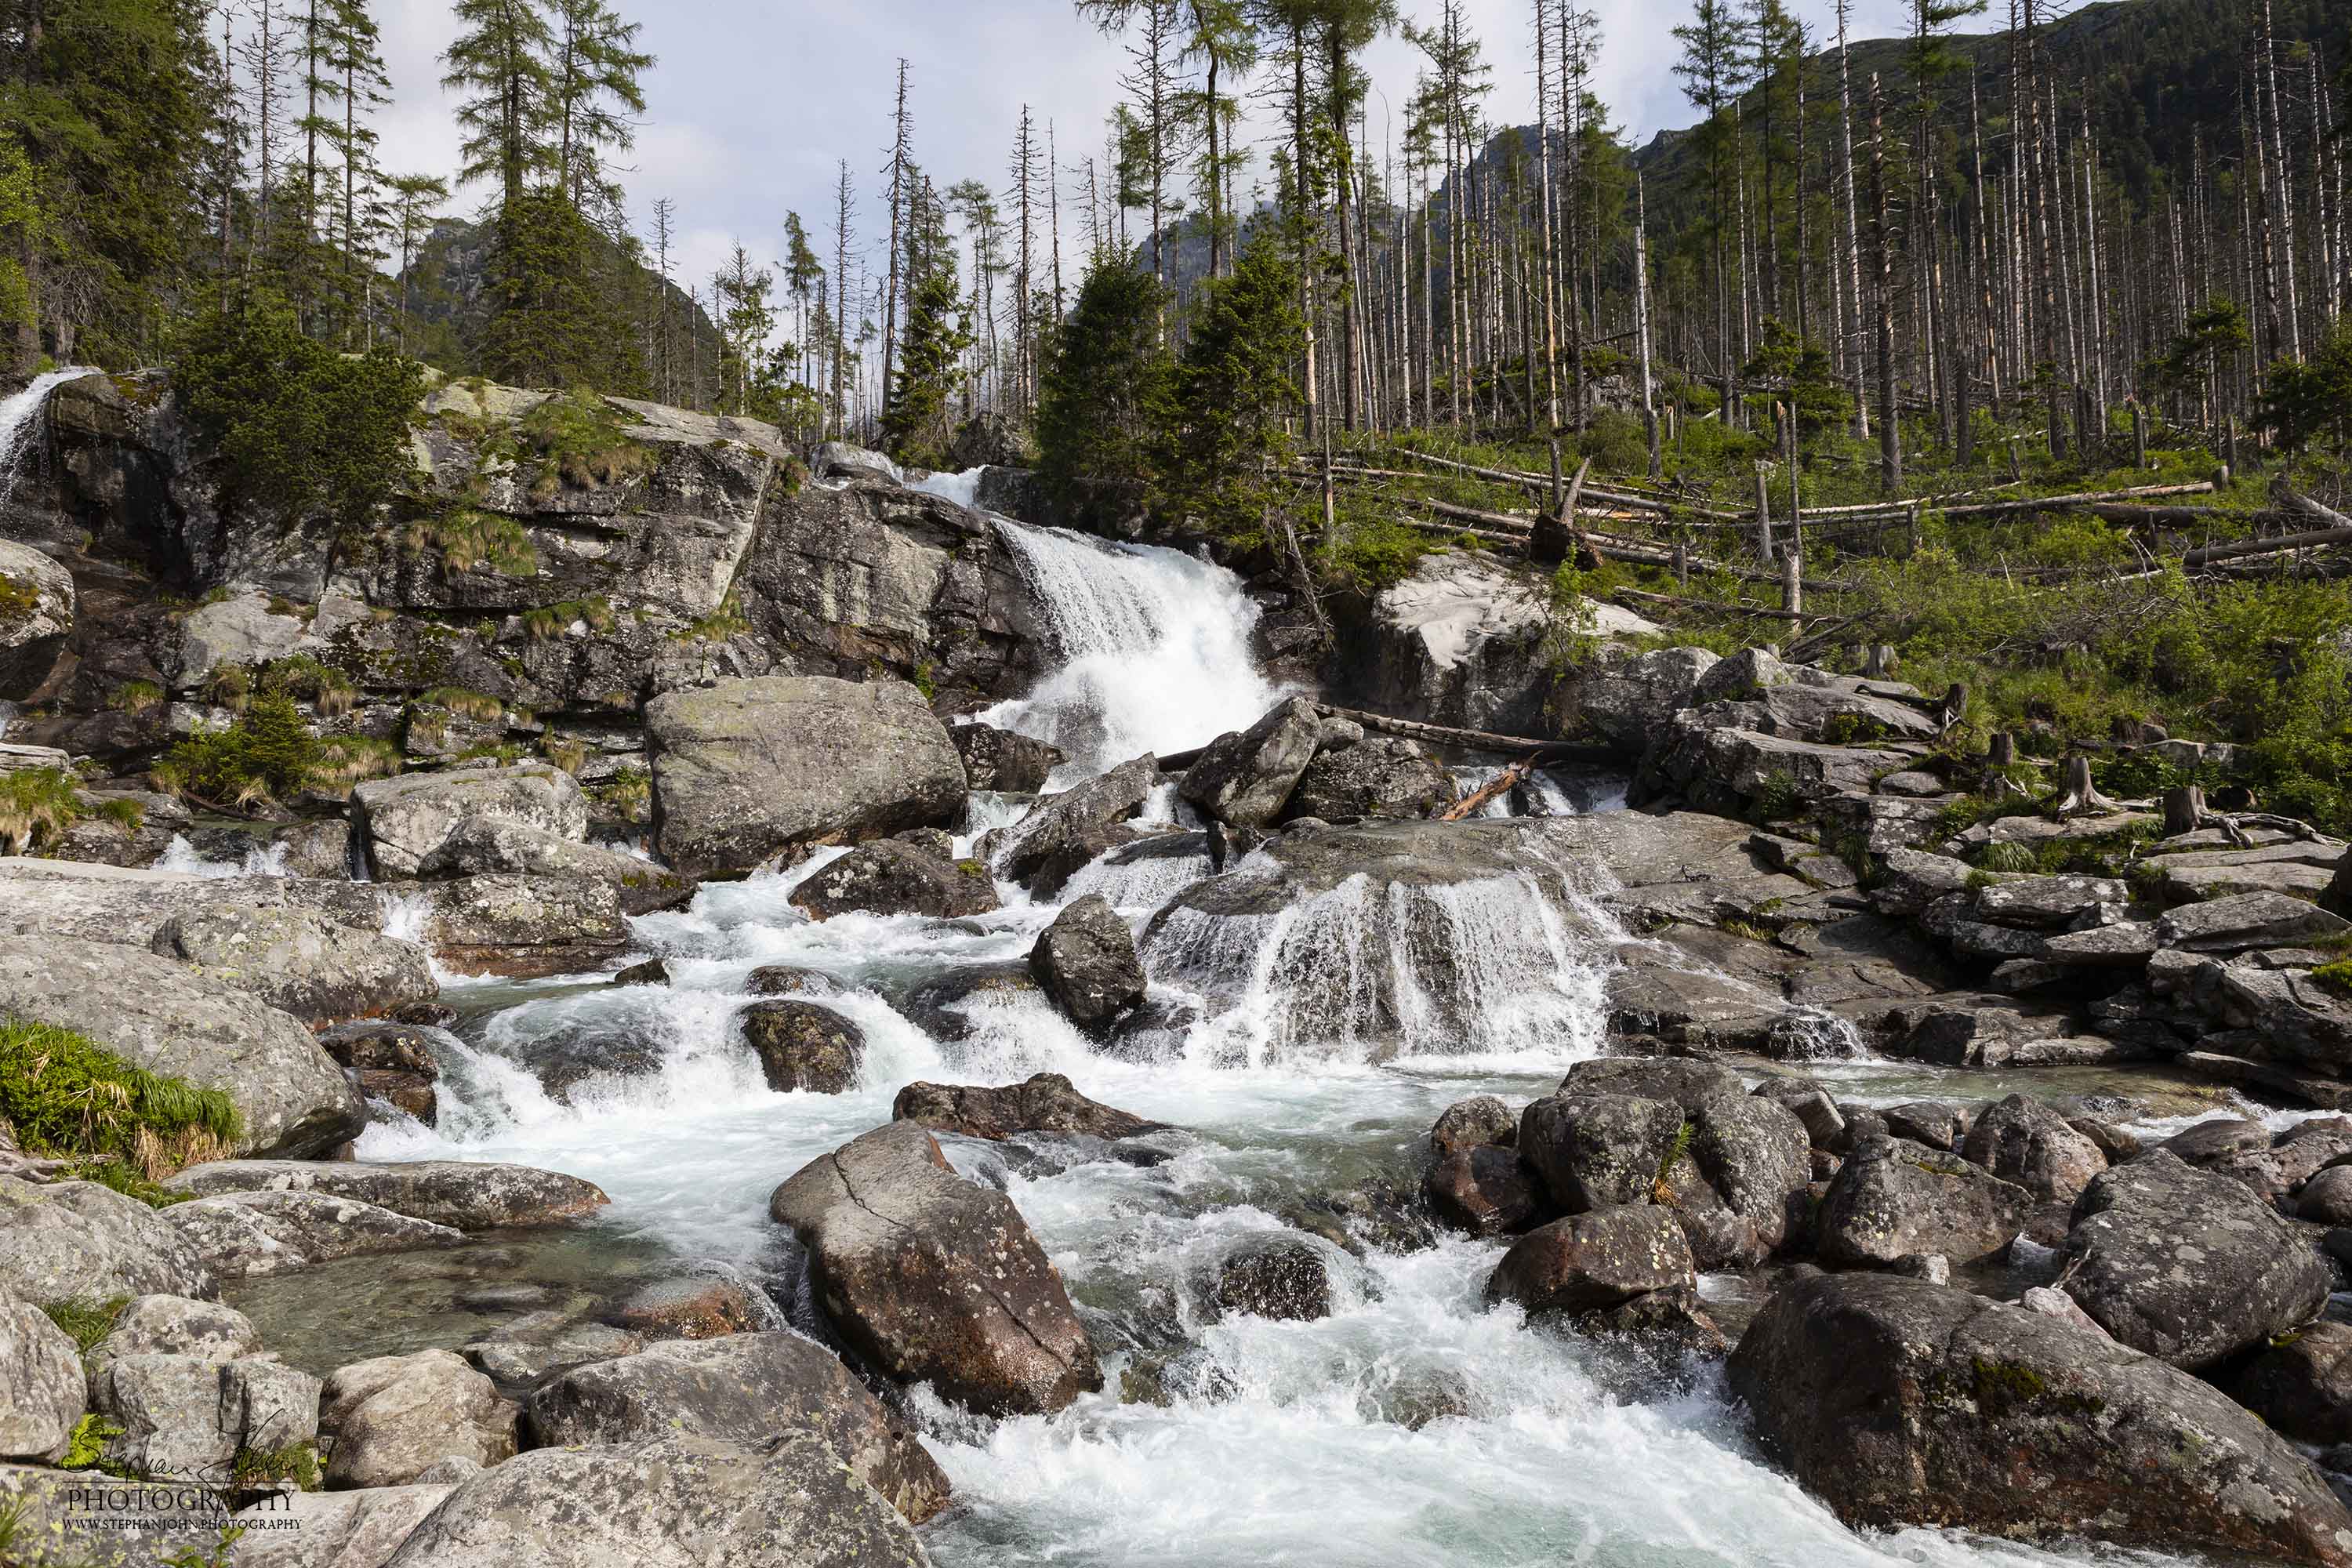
[880,180,971,467]
[1159,231,1304,537]
[1035,251,1171,503]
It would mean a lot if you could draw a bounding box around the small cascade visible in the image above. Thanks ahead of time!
[0,368,93,511]
[153,834,292,879]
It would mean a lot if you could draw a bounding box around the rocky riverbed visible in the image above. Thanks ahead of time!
[5,380,2352,1566]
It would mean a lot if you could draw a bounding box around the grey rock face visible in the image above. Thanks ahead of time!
[1029,895,1145,1033]
[162,1160,608,1231]
[415,816,694,916]
[230,1484,457,1568]
[1517,1094,1684,1214]
[949,722,1062,793]
[646,676,965,880]
[2060,1151,2331,1370]
[2223,1319,2352,1446]
[323,1349,519,1490]
[741,1000,864,1094]
[1729,1272,2352,1566]
[891,1073,1167,1142]
[1428,1095,1517,1156]
[1484,1206,1696,1314]
[353,764,589,880]
[1178,697,1325,828]
[162,1190,465,1281]
[377,1431,931,1568]
[523,1332,951,1524]
[770,1122,1100,1416]
[412,873,630,979]
[1276,736,1451,823]
[1960,1094,2108,1203]
[788,840,998,920]
[0,538,74,699]
[0,936,362,1158]
[1815,1135,2033,1267]
[0,1279,82,1462]
[2158,891,2351,954]
[985,753,1158,887]
[1571,645,1722,753]
[92,1295,259,1368]
[0,1178,216,1305]
[319,1022,442,1123]
[149,901,437,1024]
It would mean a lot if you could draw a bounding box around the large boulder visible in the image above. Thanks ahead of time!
[0,1279,83,1462]
[0,538,74,699]
[949,721,1062,793]
[352,764,589,880]
[1028,895,1145,1033]
[230,1485,457,1568]
[985,753,1158,886]
[1731,1272,2352,1565]
[148,901,437,1024]
[891,1073,1167,1142]
[415,816,695,916]
[769,1121,1100,1415]
[322,1348,519,1490]
[1815,1135,2032,1267]
[741,1000,864,1094]
[0,1178,216,1305]
[162,1160,608,1231]
[162,1189,465,1280]
[1484,1205,1695,1314]
[2223,1320,2352,1446]
[1178,697,1323,828]
[411,873,630,979]
[0,936,363,1158]
[1517,1094,1682,1213]
[523,1333,951,1524]
[1570,644,1721,753]
[2060,1150,2331,1370]
[1275,735,1451,824]
[788,840,998,920]
[1423,1146,1546,1237]
[645,676,965,879]
[1958,1094,2107,1203]
[90,1294,260,1368]
[373,1431,929,1568]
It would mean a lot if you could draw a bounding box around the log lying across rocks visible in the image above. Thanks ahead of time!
[1311,704,1618,765]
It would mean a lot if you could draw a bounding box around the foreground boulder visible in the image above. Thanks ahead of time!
[2222,1320,2352,1445]
[742,1000,865,1094]
[375,1431,927,1568]
[891,1073,1167,1142]
[0,1279,83,1462]
[524,1333,951,1523]
[2060,1150,2330,1370]
[1729,1272,2352,1566]
[1028,895,1145,1033]
[0,1178,215,1304]
[353,763,589,880]
[162,1160,608,1230]
[646,676,965,880]
[412,873,630,980]
[770,1121,1100,1415]
[162,1189,464,1279]
[148,901,438,1023]
[232,1484,456,1568]
[789,840,997,920]
[1815,1135,2031,1267]
[415,815,695,916]
[1485,1205,1695,1314]
[1958,1094,2107,1203]
[322,1348,518,1489]
[0,936,363,1158]
[0,538,73,699]
[1276,735,1451,823]
[1179,697,1323,828]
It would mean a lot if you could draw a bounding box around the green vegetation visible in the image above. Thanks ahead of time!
[0,572,40,624]
[1034,254,1171,507]
[419,686,505,723]
[41,1295,128,1355]
[108,679,165,712]
[591,764,652,823]
[62,1414,131,1474]
[160,692,321,807]
[0,1016,238,1185]
[407,510,539,578]
[0,766,82,853]
[518,390,656,497]
[234,1440,322,1491]
[2313,960,2352,1001]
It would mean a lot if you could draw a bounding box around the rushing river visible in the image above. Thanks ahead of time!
[344,477,2212,1568]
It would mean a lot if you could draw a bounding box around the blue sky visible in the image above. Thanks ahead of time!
[372,0,1928,304]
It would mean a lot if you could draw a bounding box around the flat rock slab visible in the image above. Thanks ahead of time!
[163,1160,608,1231]
[162,1189,465,1281]
[0,1178,216,1305]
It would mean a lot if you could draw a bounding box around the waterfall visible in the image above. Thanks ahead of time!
[0,368,92,512]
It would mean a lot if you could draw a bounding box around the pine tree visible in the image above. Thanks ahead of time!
[1159,231,1305,537]
[713,241,775,416]
[443,0,556,206]
[881,180,973,467]
[1035,251,1171,501]
[386,173,449,354]
[546,0,652,212]
[1672,0,1749,423]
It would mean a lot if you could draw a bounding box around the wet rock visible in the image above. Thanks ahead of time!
[162,1189,465,1281]
[0,935,362,1158]
[1892,1252,1951,1284]
[1210,1241,1333,1323]
[1485,1206,1696,1315]
[2066,1116,2140,1163]
[949,721,1062,793]
[1179,697,1324,829]
[1028,895,1145,1033]
[1558,1057,1745,1111]
[320,1021,442,1124]
[1576,1282,1730,1365]
[415,815,695,916]
[1960,1094,2108,1203]
[1276,736,1451,823]
[741,1000,864,1094]
[1814,1135,2033,1268]
[0,1279,82,1462]
[891,1073,1167,1142]
[395,1001,459,1028]
[2158,890,2349,954]
[2303,1166,2352,1226]
[645,676,966,880]
[986,753,1159,886]
[746,964,834,998]
[2209,1120,2352,1203]
[1423,1146,1545,1237]
[352,764,589,880]
[465,1319,644,1389]
[1729,1272,2352,1566]
[789,840,998,920]
[148,902,438,1025]
[0,1177,216,1305]
[162,1160,608,1231]
[2156,1116,2273,1165]
[2223,1321,2352,1446]
[612,957,669,987]
[524,1332,951,1523]
[769,1122,1101,1416]
[229,1484,456,1568]
[412,873,630,980]
[321,1348,519,1489]
[372,1430,929,1568]
[2060,1151,2331,1370]
[0,538,73,700]
[1517,1094,1683,1213]
[1671,1093,1811,1268]
[1429,1095,1518,1157]
[608,1277,767,1341]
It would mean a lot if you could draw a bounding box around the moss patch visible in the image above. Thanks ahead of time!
[0,767,83,853]
[0,1015,241,1181]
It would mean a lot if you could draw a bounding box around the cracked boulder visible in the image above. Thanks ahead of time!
[769,1121,1101,1416]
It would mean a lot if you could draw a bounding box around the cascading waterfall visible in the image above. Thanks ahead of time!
[0,368,91,512]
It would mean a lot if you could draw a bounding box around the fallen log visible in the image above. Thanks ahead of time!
[2180,521,2352,569]
[1613,586,1806,620]
[1311,704,1620,765]
[1937,481,2216,518]
[1442,754,1541,821]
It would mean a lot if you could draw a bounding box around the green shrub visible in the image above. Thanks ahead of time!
[0,1016,239,1179]
[405,510,538,577]
[0,572,40,624]
[108,679,165,712]
[518,390,657,498]
[162,692,319,806]
[311,735,402,790]
[419,686,503,723]
[42,1296,128,1355]
[2314,960,2352,1000]
[61,1413,130,1473]
[0,767,82,851]
[234,1440,321,1491]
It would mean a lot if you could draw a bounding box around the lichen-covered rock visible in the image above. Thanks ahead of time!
[322,1349,518,1490]
[89,1295,258,1368]
[1959,1094,2107,1203]
[230,1484,456,1568]
[1028,895,1145,1033]
[319,1021,442,1124]
[523,1333,951,1524]
[148,902,437,1024]
[162,1160,608,1231]
[741,1000,864,1094]
[1729,1272,2352,1566]
[788,840,998,920]
[1484,1205,1695,1314]
[2060,1150,2331,1370]
[415,815,695,916]
[0,537,74,699]
[161,1190,464,1281]
[949,721,1062,793]
[645,676,965,880]
[1515,1094,1683,1214]
[353,764,589,880]
[1423,1146,1545,1237]
[890,1073,1166,1142]
[0,1279,82,1462]
[0,1178,216,1305]
[1276,736,1451,823]
[770,1122,1100,1416]
[412,873,630,979]
[1815,1135,2032,1267]
[1429,1095,1517,1156]
[1209,1241,1333,1322]
[0,937,361,1158]
[1570,644,1722,753]
[1178,698,1323,829]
